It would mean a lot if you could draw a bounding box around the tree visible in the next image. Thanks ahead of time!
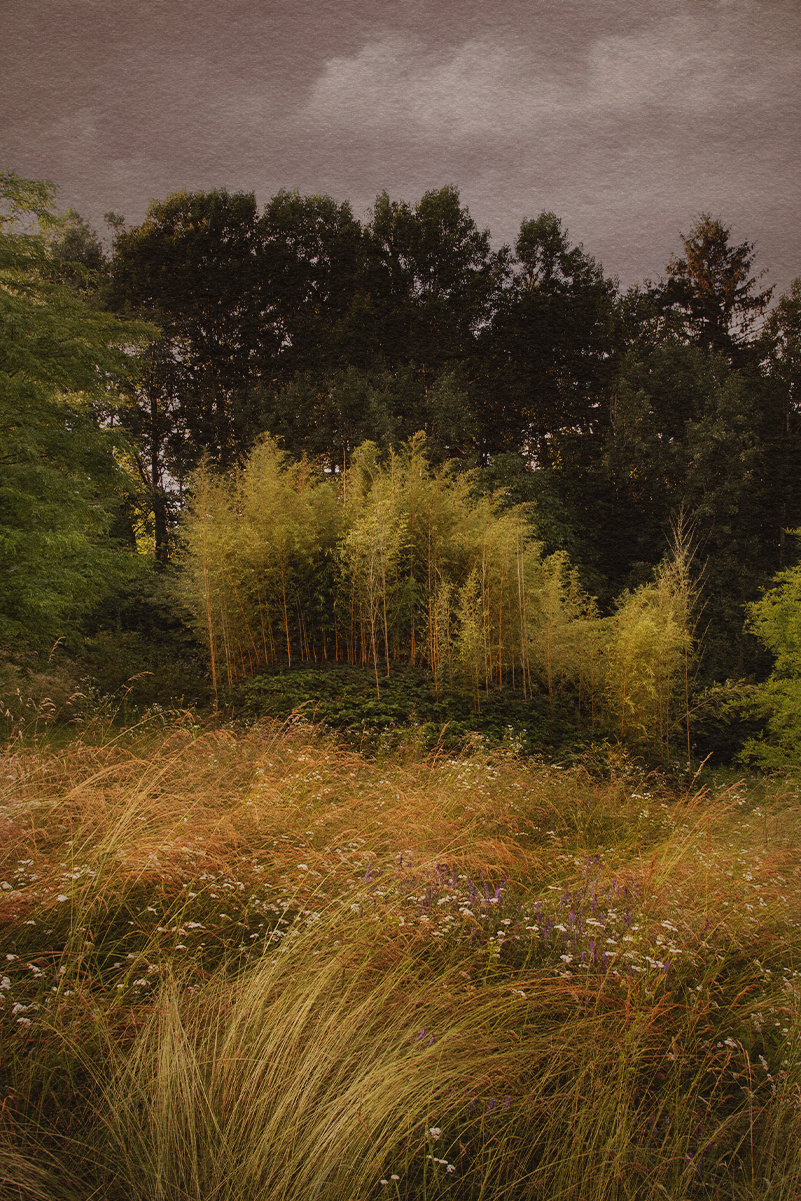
[0,169,154,645]
[481,212,618,462]
[659,214,773,360]
[365,186,510,379]
[108,188,375,558]
[760,279,801,568]
[580,336,801,681]
[47,208,106,293]
[107,189,272,559]
[258,189,368,378]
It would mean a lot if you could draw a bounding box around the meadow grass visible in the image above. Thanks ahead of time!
[1,712,799,1199]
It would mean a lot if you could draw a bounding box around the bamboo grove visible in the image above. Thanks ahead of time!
[178,435,695,757]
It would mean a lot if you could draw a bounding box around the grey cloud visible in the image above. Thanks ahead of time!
[1,0,798,293]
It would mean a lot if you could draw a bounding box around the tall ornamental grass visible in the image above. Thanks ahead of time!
[178,435,696,757]
[1,715,799,1199]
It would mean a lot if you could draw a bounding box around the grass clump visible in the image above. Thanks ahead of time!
[0,714,799,1199]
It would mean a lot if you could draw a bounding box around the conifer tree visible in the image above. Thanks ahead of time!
[661,214,773,360]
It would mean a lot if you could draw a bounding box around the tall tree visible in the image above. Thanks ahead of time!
[256,187,508,469]
[0,169,153,644]
[659,214,773,360]
[480,212,618,463]
[258,190,368,378]
[365,186,510,379]
[584,338,800,680]
[107,189,271,558]
[759,278,801,568]
[47,208,107,293]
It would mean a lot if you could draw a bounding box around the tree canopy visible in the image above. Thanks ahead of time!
[0,169,154,644]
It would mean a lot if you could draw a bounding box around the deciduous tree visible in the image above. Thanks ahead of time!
[0,169,153,644]
[481,212,618,462]
[365,186,510,379]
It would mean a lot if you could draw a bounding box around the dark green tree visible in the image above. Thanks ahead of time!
[759,278,801,569]
[659,214,773,360]
[107,189,271,558]
[257,367,406,471]
[47,207,106,293]
[555,225,793,682]
[258,365,477,473]
[585,339,800,680]
[480,212,619,463]
[258,190,368,378]
[255,187,507,470]
[365,186,510,379]
[0,169,153,644]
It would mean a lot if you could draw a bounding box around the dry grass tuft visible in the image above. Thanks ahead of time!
[1,715,800,1199]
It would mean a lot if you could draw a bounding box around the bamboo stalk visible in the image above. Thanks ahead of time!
[201,516,218,709]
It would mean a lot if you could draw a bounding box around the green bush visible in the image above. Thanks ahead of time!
[740,553,801,768]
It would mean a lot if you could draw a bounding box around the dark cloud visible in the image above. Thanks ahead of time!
[2,0,799,292]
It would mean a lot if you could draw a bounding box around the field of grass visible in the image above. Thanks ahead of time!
[1,712,799,1199]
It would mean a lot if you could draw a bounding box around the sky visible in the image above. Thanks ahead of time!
[2,0,800,296]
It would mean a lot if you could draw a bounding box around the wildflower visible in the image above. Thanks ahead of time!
[429,1127,441,1139]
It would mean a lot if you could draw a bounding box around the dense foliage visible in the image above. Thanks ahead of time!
[739,545,801,767]
[4,170,801,1201]
[0,171,153,645]
[177,435,694,759]
[2,167,800,762]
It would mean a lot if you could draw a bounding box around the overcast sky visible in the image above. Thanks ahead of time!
[3,0,799,295]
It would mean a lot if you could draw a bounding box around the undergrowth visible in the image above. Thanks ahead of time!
[237,662,603,759]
